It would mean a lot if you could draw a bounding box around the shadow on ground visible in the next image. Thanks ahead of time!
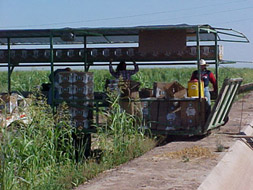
[156,134,207,147]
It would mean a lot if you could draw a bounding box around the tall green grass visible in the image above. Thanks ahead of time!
[0,95,75,190]
[0,67,252,189]
[130,67,253,90]
[96,93,153,167]
[0,70,50,92]
[0,92,155,189]
[1,67,252,92]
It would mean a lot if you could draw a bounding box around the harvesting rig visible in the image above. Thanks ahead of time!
[0,24,249,137]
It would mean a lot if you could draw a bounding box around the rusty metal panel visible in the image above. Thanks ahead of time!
[139,29,187,54]
[205,78,243,131]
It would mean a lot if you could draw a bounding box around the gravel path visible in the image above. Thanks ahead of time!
[75,92,253,190]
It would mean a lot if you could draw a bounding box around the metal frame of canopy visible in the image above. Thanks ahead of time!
[0,24,249,135]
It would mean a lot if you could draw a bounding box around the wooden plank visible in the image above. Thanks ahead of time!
[205,78,243,131]
[238,83,253,93]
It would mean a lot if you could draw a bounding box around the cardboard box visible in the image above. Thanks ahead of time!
[139,88,153,98]
[57,85,73,95]
[69,107,91,119]
[115,81,141,115]
[74,93,94,99]
[180,99,206,129]
[72,84,93,95]
[119,99,142,117]
[119,100,134,115]
[55,71,94,105]
[55,71,73,86]
[73,118,90,130]
[0,93,20,114]
[56,71,93,85]
[72,72,93,84]
[73,94,93,106]
[119,81,140,97]
[69,105,93,130]
[0,94,10,114]
[0,93,29,127]
[106,80,140,98]
[58,93,73,100]
[153,81,186,99]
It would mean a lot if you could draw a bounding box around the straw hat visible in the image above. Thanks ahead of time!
[199,59,209,66]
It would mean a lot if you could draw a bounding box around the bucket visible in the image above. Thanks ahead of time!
[187,80,204,98]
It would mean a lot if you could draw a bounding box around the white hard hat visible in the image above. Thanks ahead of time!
[199,59,209,66]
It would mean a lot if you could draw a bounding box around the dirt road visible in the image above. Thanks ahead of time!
[76,92,253,190]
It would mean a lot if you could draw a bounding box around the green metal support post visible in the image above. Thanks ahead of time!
[95,100,99,126]
[50,33,55,113]
[83,36,88,72]
[196,27,202,132]
[215,32,219,94]
[196,27,201,98]
[7,38,11,94]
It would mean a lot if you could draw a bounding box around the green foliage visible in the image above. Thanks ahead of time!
[0,91,155,189]
[0,67,252,189]
[96,93,153,167]
[0,95,75,190]
[91,69,113,91]
[92,67,253,91]
[1,67,253,93]
[0,70,50,92]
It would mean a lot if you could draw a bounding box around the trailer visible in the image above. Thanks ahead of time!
[0,24,249,137]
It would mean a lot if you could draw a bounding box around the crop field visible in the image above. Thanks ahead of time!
[0,67,253,190]
[0,67,252,92]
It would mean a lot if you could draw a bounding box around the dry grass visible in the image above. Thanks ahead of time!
[157,146,215,160]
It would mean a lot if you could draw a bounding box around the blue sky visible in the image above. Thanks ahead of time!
[0,0,252,65]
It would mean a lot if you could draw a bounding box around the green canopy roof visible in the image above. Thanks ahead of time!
[0,24,248,45]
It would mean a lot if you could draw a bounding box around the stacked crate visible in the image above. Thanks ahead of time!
[55,71,94,130]
[69,107,93,130]
[72,72,94,103]
[55,72,74,100]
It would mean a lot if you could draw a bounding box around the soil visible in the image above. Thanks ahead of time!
[75,92,253,190]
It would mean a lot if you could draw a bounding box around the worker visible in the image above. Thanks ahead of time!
[190,59,217,106]
[109,59,139,80]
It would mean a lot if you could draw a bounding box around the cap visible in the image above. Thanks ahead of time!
[199,59,209,66]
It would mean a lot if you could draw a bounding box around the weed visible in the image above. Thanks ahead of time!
[0,94,75,189]
[96,92,155,167]
[182,155,190,162]
[216,144,225,152]
[0,67,250,189]
[0,91,156,189]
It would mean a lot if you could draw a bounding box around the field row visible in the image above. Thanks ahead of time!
[0,67,252,93]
